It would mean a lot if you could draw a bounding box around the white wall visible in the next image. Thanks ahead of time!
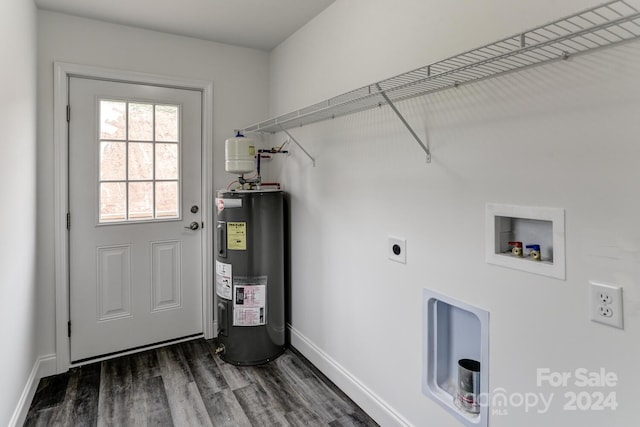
[0,0,38,425]
[270,0,640,426]
[36,11,269,362]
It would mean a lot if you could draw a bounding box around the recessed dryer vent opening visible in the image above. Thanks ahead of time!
[422,289,489,427]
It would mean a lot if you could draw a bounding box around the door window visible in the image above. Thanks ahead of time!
[98,100,180,223]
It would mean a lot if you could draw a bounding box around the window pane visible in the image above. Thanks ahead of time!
[100,182,126,222]
[156,143,178,180]
[100,100,126,140]
[97,100,184,224]
[156,181,178,218]
[128,143,153,180]
[156,105,179,142]
[128,103,153,141]
[100,141,126,180]
[128,182,153,220]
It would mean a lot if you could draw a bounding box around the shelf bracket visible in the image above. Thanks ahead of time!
[279,126,316,167]
[375,84,431,163]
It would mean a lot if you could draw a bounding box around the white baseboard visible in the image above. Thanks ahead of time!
[288,325,412,427]
[9,354,57,427]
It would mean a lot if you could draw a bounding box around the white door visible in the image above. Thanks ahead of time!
[69,77,203,362]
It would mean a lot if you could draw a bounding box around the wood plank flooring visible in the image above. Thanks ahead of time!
[24,339,378,426]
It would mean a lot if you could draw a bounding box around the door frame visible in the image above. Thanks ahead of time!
[53,62,214,373]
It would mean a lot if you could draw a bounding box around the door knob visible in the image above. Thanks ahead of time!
[184,221,200,230]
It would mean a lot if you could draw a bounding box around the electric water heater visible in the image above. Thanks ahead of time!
[214,189,285,365]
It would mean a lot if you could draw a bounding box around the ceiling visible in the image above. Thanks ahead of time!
[34,0,335,51]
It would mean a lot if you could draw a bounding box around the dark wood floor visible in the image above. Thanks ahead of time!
[24,339,378,426]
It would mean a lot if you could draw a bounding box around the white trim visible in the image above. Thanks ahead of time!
[9,354,57,427]
[288,324,412,427]
[54,62,214,373]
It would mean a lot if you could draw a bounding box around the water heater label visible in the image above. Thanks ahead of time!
[227,222,247,250]
[215,197,242,213]
[215,261,232,300]
[233,277,267,326]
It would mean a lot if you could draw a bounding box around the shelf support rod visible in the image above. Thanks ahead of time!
[375,84,431,163]
[279,126,316,167]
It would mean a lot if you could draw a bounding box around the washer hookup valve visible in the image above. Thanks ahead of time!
[508,241,523,257]
[526,244,541,261]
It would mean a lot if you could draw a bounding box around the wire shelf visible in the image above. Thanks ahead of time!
[243,1,640,134]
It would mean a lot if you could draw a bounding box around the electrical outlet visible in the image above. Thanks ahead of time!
[388,236,406,264]
[598,292,613,305]
[589,281,623,329]
[598,305,613,317]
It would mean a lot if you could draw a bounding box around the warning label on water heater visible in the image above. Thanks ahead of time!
[227,222,247,250]
[233,276,267,326]
[215,197,242,213]
[215,260,232,300]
